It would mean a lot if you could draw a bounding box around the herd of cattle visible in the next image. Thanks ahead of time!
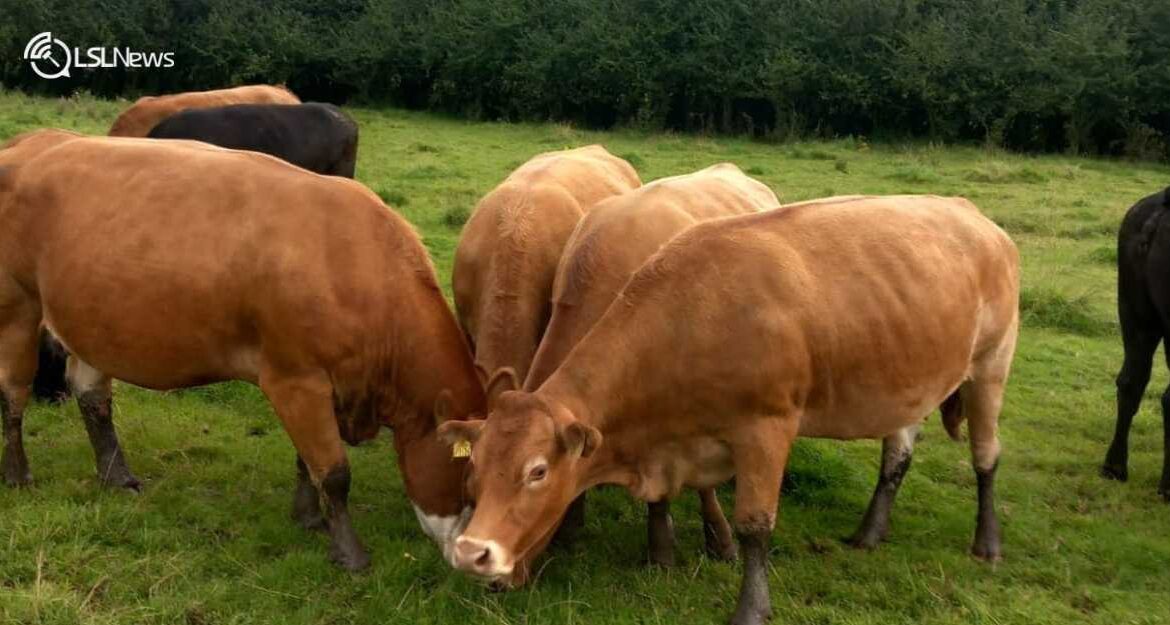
[0,84,1165,624]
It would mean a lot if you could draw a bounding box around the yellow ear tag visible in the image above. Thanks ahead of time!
[452,439,472,458]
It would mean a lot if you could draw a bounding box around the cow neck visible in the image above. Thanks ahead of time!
[536,334,644,491]
[381,286,486,517]
[384,311,485,442]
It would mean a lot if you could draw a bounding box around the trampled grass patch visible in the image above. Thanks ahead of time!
[1,90,1169,625]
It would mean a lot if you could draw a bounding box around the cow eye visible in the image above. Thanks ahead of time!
[527,465,548,483]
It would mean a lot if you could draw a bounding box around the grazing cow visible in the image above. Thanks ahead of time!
[517,163,779,567]
[149,103,359,178]
[440,196,1019,624]
[0,130,484,569]
[453,145,641,404]
[107,84,300,137]
[1102,186,1170,500]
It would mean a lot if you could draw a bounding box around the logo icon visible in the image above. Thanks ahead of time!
[24,32,71,80]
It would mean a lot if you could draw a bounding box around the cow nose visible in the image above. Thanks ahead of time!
[453,536,510,577]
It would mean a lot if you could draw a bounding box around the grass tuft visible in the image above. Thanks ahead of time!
[618,151,646,170]
[965,161,1048,184]
[788,147,837,161]
[410,142,443,154]
[443,205,471,228]
[886,164,941,184]
[1087,245,1118,265]
[1020,287,1114,336]
[377,188,409,207]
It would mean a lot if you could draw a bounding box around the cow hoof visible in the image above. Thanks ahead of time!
[649,547,676,568]
[294,512,327,532]
[1100,463,1128,482]
[705,539,739,562]
[729,606,772,625]
[330,543,371,572]
[844,534,881,550]
[2,469,33,488]
[115,476,142,493]
[971,541,1002,562]
[100,473,142,493]
[1159,485,1170,503]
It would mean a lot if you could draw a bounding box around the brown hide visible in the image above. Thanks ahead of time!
[0,132,484,556]
[107,85,301,137]
[453,145,640,402]
[525,163,777,390]
[444,195,1019,588]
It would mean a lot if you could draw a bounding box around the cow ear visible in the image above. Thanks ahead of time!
[437,419,485,446]
[433,389,455,427]
[485,367,519,402]
[558,421,602,459]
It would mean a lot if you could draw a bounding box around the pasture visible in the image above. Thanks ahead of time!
[1,90,1169,625]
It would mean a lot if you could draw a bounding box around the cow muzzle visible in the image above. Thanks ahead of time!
[452,535,514,581]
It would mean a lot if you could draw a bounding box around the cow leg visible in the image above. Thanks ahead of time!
[1103,325,1160,482]
[262,370,369,571]
[699,488,737,561]
[647,499,676,566]
[0,295,40,487]
[292,455,326,530]
[1161,383,1170,502]
[847,424,919,549]
[0,387,32,486]
[68,357,140,491]
[728,417,798,625]
[963,377,1006,561]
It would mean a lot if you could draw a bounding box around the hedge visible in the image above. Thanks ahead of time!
[2,0,1168,157]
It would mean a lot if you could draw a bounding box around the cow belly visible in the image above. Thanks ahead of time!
[42,305,259,390]
[634,436,736,501]
[797,382,958,440]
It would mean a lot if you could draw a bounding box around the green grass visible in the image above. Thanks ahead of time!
[2,90,1170,625]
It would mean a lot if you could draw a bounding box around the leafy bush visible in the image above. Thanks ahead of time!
[2,0,1168,158]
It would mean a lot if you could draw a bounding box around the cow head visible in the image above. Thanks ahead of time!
[437,390,600,586]
[394,389,483,566]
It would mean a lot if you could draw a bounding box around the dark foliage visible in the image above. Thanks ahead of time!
[2,0,1168,157]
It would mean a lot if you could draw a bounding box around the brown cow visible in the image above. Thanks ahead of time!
[0,130,484,570]
[452,145,641,405]
[440,196,1019,624]
[107,84,301,137]
[518,163,779,567]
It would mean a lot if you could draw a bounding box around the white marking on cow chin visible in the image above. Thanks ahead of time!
[413,505,472,565]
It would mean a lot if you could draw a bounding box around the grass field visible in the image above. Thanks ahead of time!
[1,90,1169,625]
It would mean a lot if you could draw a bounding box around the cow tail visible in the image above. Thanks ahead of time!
[940,389,964,441]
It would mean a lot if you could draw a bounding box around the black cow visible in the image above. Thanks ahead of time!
[147,103,359,178]
[1103,186,1170,501]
